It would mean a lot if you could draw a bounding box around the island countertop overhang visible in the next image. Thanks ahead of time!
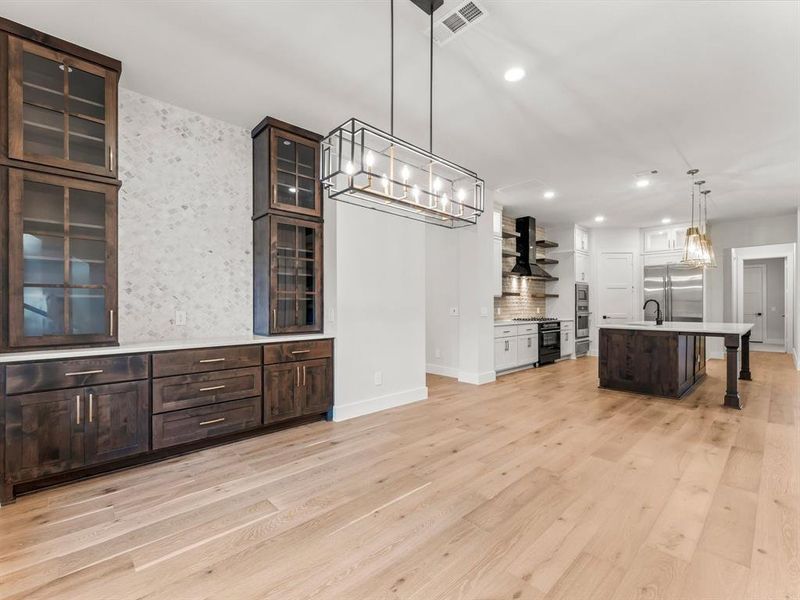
[598,321,753,336]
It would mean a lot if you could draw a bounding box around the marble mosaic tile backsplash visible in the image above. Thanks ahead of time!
[117,88,253,343]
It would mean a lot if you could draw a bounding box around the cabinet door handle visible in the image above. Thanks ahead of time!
[273,309,277,325]
[199,385,226,392]
[109,146,114,171]
[76,395,81,425]
[65,369,104,377]
[109,310,114,337]
[291,350,311,355]
[89,393,93,423]
[199,418,226,426]
[296,366,300,387]
[303,365,307,386]
[198,358,225,364]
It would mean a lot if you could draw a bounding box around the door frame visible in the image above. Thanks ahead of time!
[742,263,767,343]
[598,251,635,323]
[731,243,795,359]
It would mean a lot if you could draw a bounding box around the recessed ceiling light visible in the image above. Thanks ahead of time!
[504,67,525,82]
[543,190,555,200]
[661,217,672,224]
[636,178,650,188]
[594,215,605,223]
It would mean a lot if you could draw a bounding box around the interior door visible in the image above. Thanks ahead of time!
[599,253,635,324]
[743,264,766,342]
[84,381,149,465]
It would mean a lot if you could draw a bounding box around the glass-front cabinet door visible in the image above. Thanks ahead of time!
[8,169,117,348]
[7,37,117,177]
[270,215,322,333]
[270,129,320,218]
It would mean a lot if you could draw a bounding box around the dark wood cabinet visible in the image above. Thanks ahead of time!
[254,214,323,335]
[264,362,301,422]
[252,117,324,337]
[0,19,121,354]
[263,357,332,423]
[4,168,118,349]
[152,397,261,451]
[5,387,85,483]
[300,358,332,414]
[252,117,322,220]
[7,36,118,178]
[84,381,149,465]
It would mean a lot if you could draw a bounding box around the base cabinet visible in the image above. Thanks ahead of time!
[2,338,334,504]
[264,357,332,423]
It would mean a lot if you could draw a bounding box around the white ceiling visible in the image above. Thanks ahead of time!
[5,0,798,228]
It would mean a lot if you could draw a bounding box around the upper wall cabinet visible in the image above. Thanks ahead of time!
[5,168,118,349]
[6,36,119,179]
[252,117,323,220]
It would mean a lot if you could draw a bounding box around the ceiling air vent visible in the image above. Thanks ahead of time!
[430,1,487,46]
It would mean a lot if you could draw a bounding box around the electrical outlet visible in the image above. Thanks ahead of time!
[435,348,441,359]
[175,310,187,326]
[374,371,383,386]
[449,306,459,316]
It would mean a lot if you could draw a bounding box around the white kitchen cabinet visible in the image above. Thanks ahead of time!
[575,251,591,283]
[574,227,589,252]
[642,224,689,254]
[493,237,503,297]
[517,334,538,365]
[560,321,575,357]
[494,337,518,371]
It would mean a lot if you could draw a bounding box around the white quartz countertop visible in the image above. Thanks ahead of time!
[598,321,754,335]
[0,333,334,364]
[495,319,572,326]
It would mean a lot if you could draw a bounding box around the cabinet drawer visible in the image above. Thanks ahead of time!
[517,324,538,335]
[263,339,333,364]
[494,325,518,339]
[5,354,149,395]
[152,346,261,378]
[152,397,262,450]
[561,321,574,331]
[153,367,262,414]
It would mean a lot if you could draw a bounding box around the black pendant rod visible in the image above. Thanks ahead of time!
[429,3,433,152]
[390,0,394,136]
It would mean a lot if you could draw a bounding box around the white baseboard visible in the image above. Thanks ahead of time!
[458,370,497,385]
[765,338,785,346]
[794,347,800,370]
[332,386,428,422]
[426,363,460,379]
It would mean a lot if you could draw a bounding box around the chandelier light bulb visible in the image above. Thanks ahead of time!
[441,193,449,210]
[365,151,375,170]
[433,177,442,193]
[412,185,420,203]
[344,160,355,176]
[381,174,389,193]
[401,165,410,182]
[457,188,466,202]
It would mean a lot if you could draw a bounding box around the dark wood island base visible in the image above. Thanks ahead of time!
[599,324,753,409]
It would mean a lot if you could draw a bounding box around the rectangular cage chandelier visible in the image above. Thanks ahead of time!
[321,118,484,228]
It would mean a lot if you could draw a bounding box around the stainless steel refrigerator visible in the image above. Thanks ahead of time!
[643,264,704,322]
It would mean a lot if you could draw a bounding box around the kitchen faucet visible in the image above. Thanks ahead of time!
[643,299,664,325]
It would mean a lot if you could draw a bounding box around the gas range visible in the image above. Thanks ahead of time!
[512,316,560,322]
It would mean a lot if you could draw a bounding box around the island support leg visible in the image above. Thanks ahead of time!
[724,334,742,409]
[739,331,752,380]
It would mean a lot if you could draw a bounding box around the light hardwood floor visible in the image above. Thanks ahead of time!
[1,353,798,600]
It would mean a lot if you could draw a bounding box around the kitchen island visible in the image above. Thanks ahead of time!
[598,321,753,409]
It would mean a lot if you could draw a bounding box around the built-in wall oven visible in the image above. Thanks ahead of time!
[575,283,590,357]
[538,320,561,365]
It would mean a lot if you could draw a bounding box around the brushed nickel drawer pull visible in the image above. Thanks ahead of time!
[199,385,226,392]
[296,366,300,387]
[291,350,311,355]
[76,395,81,425]
[198,358,226,363]
[199,417,226,426]
[89,393,93,423]
[65,369,104,376]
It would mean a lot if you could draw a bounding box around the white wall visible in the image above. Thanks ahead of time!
[330,203,427,421]
[425,226,460,377]
[796,208,800,367]
[118,89,252,342]
[424,193,495,384]
[743,258,785,344]
[706,212,797,356]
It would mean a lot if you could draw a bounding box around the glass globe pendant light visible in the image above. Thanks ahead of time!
[682,169,705,265]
